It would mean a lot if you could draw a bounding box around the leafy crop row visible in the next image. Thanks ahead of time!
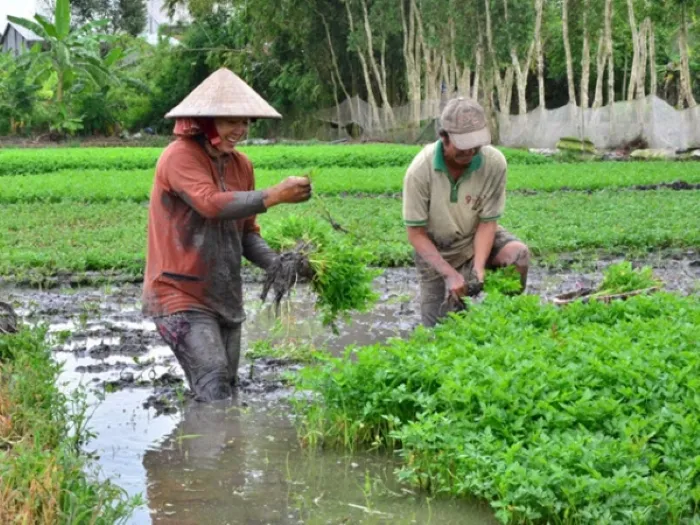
[2,162,699,204]
[1,190,698,276]
[296,291,700,523]
[0,144,552,176]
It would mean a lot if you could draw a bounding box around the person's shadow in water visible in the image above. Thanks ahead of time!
[142,395,301,525]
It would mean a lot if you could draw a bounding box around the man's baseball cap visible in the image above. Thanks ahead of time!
[440,97,491,150]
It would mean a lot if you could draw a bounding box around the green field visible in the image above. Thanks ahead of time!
[0,143,551,176]
[1,190,698,275]
[1,161,699,204]
[1,144,698,277]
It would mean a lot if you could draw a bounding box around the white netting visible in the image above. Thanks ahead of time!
[499,96,700,150]
[315,95,445,134]
[316,95,700,149]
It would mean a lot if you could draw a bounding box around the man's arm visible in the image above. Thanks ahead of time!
[407,226,466,299]
[473,153,507,281]
[471,221,498,282]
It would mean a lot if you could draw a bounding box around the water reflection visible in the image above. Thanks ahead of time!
[143,398,497,524]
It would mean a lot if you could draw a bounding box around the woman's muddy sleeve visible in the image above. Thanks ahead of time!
[164,153,267,220]
[241,165,278,270]
[242,232,279,270]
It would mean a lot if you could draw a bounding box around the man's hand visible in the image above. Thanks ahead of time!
[264,176,312,207]
[446,271,466,299]
[466,266,485,297]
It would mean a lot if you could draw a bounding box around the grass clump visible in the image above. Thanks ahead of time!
[295,290,700,524]
[0,327,139,524]
[246,339,322,363]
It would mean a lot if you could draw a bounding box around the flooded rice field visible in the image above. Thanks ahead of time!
[3,256,698,524]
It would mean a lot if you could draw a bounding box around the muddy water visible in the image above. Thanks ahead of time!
[5,259,699,524]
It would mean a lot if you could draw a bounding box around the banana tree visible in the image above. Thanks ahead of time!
[8,0,118,105]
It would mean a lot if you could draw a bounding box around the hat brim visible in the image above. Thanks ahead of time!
[449,127,491,150]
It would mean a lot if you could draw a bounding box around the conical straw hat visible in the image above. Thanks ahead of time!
[165,68,282,119]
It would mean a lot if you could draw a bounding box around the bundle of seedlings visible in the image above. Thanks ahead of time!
[554,261,661,305]
[261,216,380,330]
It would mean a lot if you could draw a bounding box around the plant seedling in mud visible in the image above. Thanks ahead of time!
[592,261,660,296]
[261,214,380,331]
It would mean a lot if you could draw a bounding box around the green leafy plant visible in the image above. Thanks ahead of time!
[591,261,660,296]
[483,266,523,295]
[247,339,322,363]
[295,291,700,524]
[264,215,381,330]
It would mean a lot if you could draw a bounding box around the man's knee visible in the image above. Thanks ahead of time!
[493,241,530,270]
[512,242,530,270]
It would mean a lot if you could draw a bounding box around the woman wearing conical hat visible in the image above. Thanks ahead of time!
[142,68,311,402]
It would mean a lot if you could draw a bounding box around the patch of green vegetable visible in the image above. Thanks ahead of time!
[295,291,700,523]
[0,326,139,522]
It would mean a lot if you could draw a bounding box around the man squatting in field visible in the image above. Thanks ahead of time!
[142,68,312,402]
[403,97,530,327]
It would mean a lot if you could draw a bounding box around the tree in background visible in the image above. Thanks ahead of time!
[71,0,147,35]
[8,0,143,136]
[0,54,39,135]
[2,0,699,139]
[114,0,147,36]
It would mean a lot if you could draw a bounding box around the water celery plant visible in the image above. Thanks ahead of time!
[296,291,700,523]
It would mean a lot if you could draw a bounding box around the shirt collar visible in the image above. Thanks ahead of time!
[433,140,483,174]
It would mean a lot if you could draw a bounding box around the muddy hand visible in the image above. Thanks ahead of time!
[466,280,484,297]
[446,272,466,300]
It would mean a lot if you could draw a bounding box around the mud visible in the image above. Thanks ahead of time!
[631,180,700,191]
[516,180,700,195]
[2,258,698,524]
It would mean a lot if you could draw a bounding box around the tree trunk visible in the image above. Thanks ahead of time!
[511,43,535,114]
[580,0,591,107]
[401,0,422,127]
[534,0,545,108]
[415,6,441,104]
[626,0,640,101]
[360,0,395,127]
[592,0,613,108]
[622,54,629,100]
[678,5,697,108]
[562,0,576,104]
[648,19,656,97]
[484,0,514,113]
[473,38,483,100]
[320,13,356,125]
[344,0,381,131]
[636,18,649,99]
[605,0,615,106]
[593,34,606,108]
